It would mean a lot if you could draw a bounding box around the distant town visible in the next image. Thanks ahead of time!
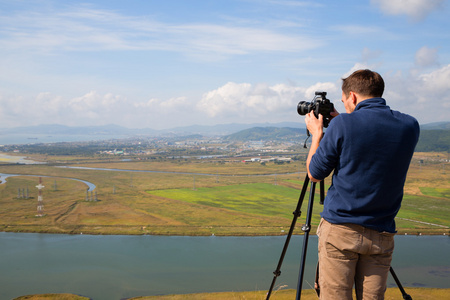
[1,121,448,162]
[0,129,309,164]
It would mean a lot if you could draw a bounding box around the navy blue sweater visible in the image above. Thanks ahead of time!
[309,98,420,232]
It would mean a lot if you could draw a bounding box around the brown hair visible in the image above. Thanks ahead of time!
[342,69,384,98]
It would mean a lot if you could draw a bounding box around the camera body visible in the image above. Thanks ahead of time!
[297,91,334,127]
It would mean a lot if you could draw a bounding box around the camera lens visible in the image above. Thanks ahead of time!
[297,101,312,115]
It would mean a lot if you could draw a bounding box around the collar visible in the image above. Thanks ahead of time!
[355,97,386,111]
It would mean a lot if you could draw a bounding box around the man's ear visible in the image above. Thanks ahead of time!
[349,91,358,105]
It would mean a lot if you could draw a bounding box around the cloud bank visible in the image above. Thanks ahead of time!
[1,64,448,129]
[0,1,448,129]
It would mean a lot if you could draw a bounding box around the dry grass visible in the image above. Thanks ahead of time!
[13,294,89,300]
[12,288,450,300]
[130,288,450,299]
[0,152,448,236]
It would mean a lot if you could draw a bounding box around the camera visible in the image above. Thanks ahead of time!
[297,91,335,127]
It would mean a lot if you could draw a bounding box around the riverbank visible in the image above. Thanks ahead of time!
[13,288,450,300]
[134,288,450,299]
[1,223,449,236]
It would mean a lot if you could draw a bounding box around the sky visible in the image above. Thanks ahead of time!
[0,0,449,130]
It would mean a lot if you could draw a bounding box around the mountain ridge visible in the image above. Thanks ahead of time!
[0,122,305,136]
[0,121,448,138]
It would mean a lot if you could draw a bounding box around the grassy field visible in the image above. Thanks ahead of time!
[133,288,450,300]
[0,152,448,236]
[13,294,89,300]
[14,288,450,300]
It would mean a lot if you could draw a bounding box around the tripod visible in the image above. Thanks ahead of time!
[266,174,412,300]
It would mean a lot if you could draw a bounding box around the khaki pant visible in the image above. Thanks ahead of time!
[316,218,395,300]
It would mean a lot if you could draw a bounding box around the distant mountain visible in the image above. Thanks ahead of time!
[224,122,450,151]
[1,121,448,147]
[415,121,450,152]
[0,124,158,136]
[163,122,304,135]
[420,122,450,130]
[0,122,304,137]
[224,127,306,141]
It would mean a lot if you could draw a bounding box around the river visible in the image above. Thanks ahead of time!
[0,233,448,300]
[0,173,96,192]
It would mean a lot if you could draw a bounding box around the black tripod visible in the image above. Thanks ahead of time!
[266,174,412,300]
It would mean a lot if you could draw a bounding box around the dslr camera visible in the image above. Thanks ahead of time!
[297,91,335,127]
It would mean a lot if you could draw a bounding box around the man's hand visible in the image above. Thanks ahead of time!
[305,112,328,182]
[305,111,324,137]
[331,108,339,118]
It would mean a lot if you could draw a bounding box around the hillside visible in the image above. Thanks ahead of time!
[1,122,449,152]
[420,121,450,130]
[416,129,450,152]
[223,122,450,153]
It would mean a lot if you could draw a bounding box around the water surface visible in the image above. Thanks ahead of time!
[0,233,448,300]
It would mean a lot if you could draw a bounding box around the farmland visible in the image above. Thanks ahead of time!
[0,151,448,236]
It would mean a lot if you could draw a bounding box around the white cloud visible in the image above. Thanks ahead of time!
[0,1,448,130]
[0,5,321,59]
[193,64,450,126]
[417,64,450,97]
[196,81,339,123]
[1,65,449,129]
[384,64,450,123]
[371,0,445,21]
[414,46,439,68]
[198,82,290,118]
[342,63,376,78]
[305,83,339,99]
[0,90,201,129]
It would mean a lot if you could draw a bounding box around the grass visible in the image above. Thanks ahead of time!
[13,294,89,300]
[148,182,307,218]
[131,288,450,299]
[419,187,450,198]
[397,194,449,227]
[11,288,450,300]
[0,152,448,236]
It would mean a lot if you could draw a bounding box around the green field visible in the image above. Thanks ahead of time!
[149,182,307,218]
[0,152,449,236]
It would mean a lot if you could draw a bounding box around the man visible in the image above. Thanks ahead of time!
[305,69,419,299]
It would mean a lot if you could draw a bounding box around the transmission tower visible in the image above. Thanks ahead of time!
[36,177,45,217]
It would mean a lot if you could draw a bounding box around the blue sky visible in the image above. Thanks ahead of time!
[0,0,449,129]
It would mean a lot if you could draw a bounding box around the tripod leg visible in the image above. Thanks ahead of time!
[266,174,310,300]
[296,181,316,300]
[390,266,412,300]
[319,180,325,204]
